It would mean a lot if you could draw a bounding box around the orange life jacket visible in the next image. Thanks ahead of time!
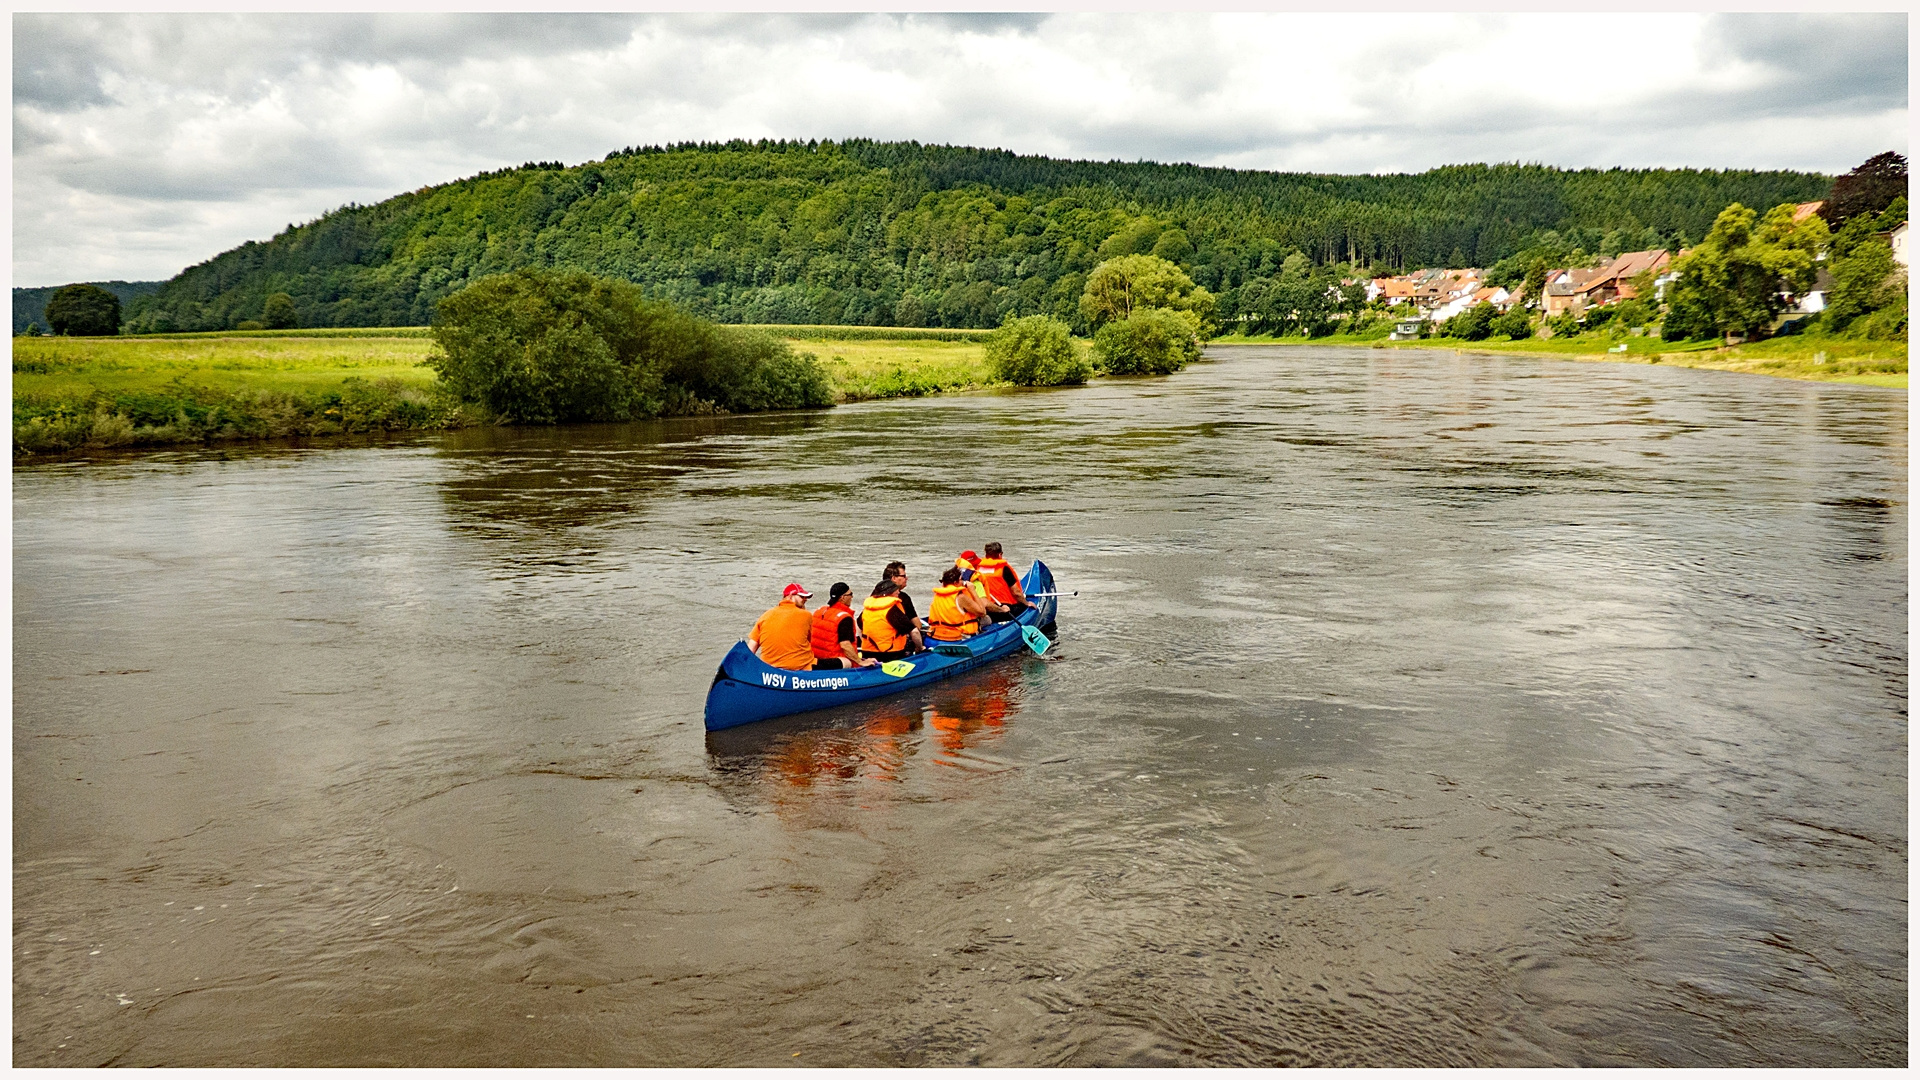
[811,603,854,660]
[975,557,1018,605]
[928,583,977,641]
[861,595,908,653]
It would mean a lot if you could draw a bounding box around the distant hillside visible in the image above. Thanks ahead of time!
[15,281,165,334]
[124,139,1830,333]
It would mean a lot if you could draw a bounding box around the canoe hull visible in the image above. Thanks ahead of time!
[703,560,1059,731]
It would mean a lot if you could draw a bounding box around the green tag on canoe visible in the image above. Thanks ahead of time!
[880,660,916,678]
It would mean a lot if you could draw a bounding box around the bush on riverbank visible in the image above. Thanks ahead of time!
[430,269,832,423]
[985,315,1092,386]
[1094,307,1202,375]
[13,377,480,455]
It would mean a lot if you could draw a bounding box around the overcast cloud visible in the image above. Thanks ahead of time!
[12,12,1908,285]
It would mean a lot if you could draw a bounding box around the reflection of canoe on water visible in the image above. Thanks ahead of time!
[704,560,1060,731]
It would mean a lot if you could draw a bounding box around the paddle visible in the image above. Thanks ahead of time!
[1020,625,1051,656]
[1022,591,1076,599]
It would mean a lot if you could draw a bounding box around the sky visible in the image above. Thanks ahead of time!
[12,11,1910,286]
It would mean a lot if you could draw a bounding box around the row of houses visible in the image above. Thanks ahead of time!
[1360,202,1905,337]
[1366,249,1676,322]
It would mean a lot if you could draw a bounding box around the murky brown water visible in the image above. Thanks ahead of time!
[14,347,1907,1066]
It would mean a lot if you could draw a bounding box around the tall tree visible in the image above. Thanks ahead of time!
[1820,152,1908,226]
[262,292,299,330]
[1664,203,1826,341]
[1079,254,1215,331]
[44,284,120,336]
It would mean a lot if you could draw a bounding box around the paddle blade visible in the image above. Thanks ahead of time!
[1020,625,1051,656]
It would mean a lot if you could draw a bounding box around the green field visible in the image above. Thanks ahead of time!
[10,328,1001,456]
[1214,330,1909,388]
[12,332,458,455]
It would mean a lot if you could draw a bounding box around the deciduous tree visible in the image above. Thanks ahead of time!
[262,292,298,330]
[1662,203,1825,341]
[45,284,120,336]
[1079,254,1215,332]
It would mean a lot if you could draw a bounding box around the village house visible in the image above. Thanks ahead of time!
[1542,249,1671,316]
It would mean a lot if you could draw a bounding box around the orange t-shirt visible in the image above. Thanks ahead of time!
[751,603,815,670]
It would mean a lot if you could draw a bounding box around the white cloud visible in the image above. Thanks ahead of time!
[11,12,1907,285]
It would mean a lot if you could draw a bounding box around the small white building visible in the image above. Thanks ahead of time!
[1890,222,1909,268]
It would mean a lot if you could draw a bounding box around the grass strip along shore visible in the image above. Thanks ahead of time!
[14,322,1902,458]
[1211,330,1908,388]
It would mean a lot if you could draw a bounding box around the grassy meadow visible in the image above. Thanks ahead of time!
[1214,330,1909,388]
[10,327,997,456]
[12,332,462,455]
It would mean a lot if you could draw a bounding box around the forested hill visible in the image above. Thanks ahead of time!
[15,280,163,335]
[125,139,1830,333]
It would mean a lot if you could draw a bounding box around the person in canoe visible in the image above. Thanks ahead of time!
[748,583,817,671]
[928,565,992,641]
[810,582,877,669]
[860,579,923,662]
[975,543,1027,622]
[954,551,1010,623]
[882,561,927,635]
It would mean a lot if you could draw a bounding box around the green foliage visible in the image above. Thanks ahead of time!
[235,320,266,331]
[1823,236,1905,337]
[13,280,162,335]
[1660,288,1716,342]
[1609,298,1655,328]
[740,324,990,342]
[118,141,1831,334]
[1079,254,1215,331]
[1224,253,1363,337]
[428,268,830,424]
[1664,203,1826,340]
[13,377,471,456]
[1439,302,1498,341]
[984,315,1090,386]
[1489,308,1532,340]
[1093,308,1201,376]
[262,292,299,330]
[45,284,121,336]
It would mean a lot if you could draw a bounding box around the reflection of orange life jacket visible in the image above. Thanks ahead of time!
[928,583,977,640]
[976,557,1018,605]
[861,596,908,653]
[811,603,854,659]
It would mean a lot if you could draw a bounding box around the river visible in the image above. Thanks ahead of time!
[13,346,1907,1066]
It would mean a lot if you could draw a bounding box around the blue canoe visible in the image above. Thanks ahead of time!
[704,560,1060,731]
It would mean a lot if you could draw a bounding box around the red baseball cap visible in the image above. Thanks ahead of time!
[959,550,979,562]
[782,583,812,599]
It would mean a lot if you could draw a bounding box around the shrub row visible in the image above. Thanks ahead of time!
[430,270,833,423]
[14,378,477,456]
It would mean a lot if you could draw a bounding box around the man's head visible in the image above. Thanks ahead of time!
[871,579,900,598]
[940,565,963,586]
[983,542,1003,559]
[827,582,852,606]
[957,550,978,568]
[782,583,812,607]
[884,561,907,586]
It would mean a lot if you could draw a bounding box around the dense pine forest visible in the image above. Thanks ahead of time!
[120,139,1831,333]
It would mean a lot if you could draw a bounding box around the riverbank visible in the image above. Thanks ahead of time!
[1211,331,1908,388]
[11,327,999,456]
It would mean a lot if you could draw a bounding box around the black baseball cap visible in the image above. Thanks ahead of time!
[828,581,852,602]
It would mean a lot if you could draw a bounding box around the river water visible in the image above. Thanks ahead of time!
[13,346,1907,1066]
